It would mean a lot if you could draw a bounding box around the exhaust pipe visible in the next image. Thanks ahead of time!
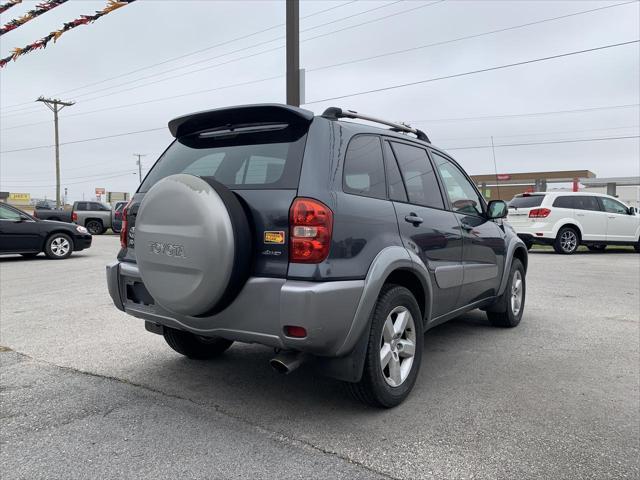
[270,351,305,375]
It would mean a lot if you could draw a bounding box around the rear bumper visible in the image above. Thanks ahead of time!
[517,233,554,246]
[106,261,365,356]
[508,221,556,241]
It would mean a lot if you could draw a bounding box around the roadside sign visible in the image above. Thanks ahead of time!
[95,187,106,195]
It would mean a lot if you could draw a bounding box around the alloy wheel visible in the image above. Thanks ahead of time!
[50,236,70,257]
[511,270,523,316]
[380,306,416,387]
[560,230,577,253]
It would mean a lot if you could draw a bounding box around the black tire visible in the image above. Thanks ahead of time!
[486,258,526,328]
[163,327,233,360]
[553,226,580,254]
[44,233,73,259]
[85,220,104,235]
[348,284,423,408]
[20,252,39,258]
[587,245,606,252]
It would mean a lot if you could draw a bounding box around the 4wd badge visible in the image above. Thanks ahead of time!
[264,231,285,244]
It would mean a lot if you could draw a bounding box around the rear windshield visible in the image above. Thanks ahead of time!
[509,194,545,209]
[139,125,307,192]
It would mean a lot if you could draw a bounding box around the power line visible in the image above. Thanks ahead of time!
[0,169,137,183]
[0,0,408,113]
[0,0,359,112]
[307,0,639,73]
[56,1,422,103]
[1,75,284,131]
[0,172,139,188]
[409,104,640,124]
[434,124,640,142]
[5,4,636,129]
[305,40,640,104]
[1,127,165,154]
[443,135,639,151]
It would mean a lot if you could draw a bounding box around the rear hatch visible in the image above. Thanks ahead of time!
[120,105,313,278]
[507,193,546,227]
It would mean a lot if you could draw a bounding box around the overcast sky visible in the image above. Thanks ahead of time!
[1,0,638,202]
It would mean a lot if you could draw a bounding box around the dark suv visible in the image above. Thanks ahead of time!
[106,104,528,407]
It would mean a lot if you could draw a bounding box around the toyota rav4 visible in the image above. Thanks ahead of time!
[106,104,528,407]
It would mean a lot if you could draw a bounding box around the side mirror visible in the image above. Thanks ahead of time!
[487,200,508,219]
[629,206,637,215]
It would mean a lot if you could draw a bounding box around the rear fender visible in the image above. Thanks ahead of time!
[335,246,432,356]
[318,247,432,382]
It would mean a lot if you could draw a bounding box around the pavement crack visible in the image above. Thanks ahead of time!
[2,348,399,480]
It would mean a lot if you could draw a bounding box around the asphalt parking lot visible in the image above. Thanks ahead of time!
[1,236,638,479]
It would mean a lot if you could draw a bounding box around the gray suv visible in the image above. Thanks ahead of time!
[106,104,528,407]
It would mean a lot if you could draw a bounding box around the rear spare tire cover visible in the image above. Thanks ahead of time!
[135,174,251,316]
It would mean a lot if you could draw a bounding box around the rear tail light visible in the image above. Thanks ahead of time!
[71,211,77,222]
[120,201,132,248]
[529,208,551,218]
[289,197,333,263]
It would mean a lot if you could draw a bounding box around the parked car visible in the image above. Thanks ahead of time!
[71,201,113,235]
[0,203,92,259]
[106,104,528,407]
[507,192,640,254]
[111,201,128,234]
[33,205,73,223]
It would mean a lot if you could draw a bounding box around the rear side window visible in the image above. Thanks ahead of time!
[509,195,545,208]
[553,195,601,211]
[75,202,88,211]
[139,125,307,192]
[391,142,444,209]
[343,135,386,199]
[382,142,408,202]
[552,196,575,209]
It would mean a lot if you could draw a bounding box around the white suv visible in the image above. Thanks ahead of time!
[507,192,640,254]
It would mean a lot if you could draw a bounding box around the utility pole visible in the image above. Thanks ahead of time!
[286,0,300,107]
[133,153,146,183]
[36,96,74,208]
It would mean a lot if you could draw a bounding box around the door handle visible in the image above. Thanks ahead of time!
[404,214,424,226]
[608,216,616,219]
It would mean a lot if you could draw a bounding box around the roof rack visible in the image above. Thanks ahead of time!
[322,107,430,143]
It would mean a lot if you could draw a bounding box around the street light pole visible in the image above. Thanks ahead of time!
[36,96,74,208]
[286,0,300,107]
[133,153,146,183]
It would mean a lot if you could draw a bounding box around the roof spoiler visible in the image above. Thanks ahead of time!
[168,104,315,138]
[322,107,430,143]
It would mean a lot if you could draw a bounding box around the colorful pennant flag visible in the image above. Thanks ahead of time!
[1,1,69,37]
[0,0,22,15]
[0,0,136,68]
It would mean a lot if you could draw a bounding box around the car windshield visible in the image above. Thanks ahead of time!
[509,194,545,209]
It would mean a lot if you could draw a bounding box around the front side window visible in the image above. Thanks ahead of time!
[432,152,483,216]
[391,142,443,209]
[0,204,22,221]
[343,135,386,200]
[599,197,628,214]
